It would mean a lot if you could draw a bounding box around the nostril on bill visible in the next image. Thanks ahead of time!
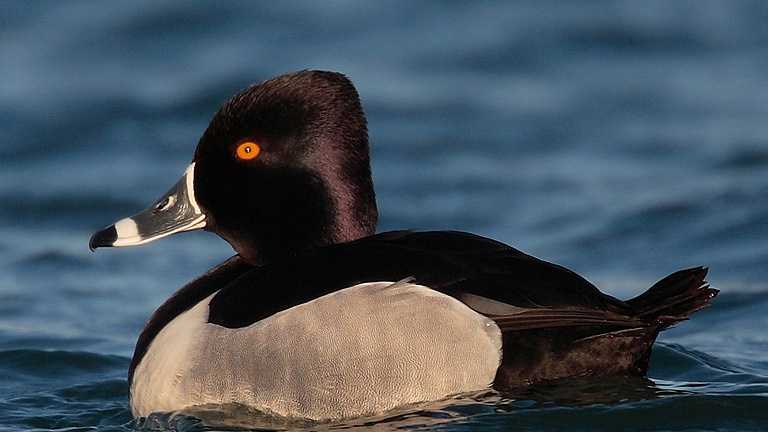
[154,198,169,211]
[154,195,175,212]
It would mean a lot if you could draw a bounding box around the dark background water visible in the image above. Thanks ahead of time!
[2,1,767,431]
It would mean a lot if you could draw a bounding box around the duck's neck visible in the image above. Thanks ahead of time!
[219,173,377,266]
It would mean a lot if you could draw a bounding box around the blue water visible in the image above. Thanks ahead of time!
[2,1,768,430]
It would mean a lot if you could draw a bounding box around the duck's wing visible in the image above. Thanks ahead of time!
[207,230,637,329]
[475,307,647,332]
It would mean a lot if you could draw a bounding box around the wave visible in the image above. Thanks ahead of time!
[4,345,765,431]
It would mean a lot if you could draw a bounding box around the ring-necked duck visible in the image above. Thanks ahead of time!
[90,70,717,420]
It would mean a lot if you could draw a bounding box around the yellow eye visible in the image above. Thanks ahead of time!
[236,141,261,160]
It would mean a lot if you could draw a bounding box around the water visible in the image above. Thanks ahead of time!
[2,1,768,430]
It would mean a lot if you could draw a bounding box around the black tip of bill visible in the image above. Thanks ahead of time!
[89,225,117,251]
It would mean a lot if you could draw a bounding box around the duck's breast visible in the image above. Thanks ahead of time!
[130,280,502,419]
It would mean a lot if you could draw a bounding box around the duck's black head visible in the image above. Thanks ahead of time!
[90,70,378,264]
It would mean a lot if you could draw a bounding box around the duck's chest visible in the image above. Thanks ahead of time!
[129,281,502,420]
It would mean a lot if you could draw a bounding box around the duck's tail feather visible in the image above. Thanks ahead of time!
[626,266,718,330]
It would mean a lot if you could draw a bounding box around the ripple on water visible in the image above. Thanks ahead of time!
[0,349,127,378]
[0,320,767,431]
[0,349,132,431]
[93,345,768,431]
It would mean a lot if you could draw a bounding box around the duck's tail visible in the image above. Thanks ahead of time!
[627,266,718,330]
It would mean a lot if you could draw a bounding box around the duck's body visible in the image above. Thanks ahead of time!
[131,265,502,419]
[90,71,717,420]
[129,231,712,419]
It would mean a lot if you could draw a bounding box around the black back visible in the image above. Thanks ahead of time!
[207,231,632,327]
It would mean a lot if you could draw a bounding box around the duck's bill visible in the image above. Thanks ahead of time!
[89,163,206,251]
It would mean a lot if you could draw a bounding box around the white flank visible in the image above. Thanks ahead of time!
[130,282,503,420]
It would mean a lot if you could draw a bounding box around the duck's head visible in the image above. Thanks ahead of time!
[90,70,377,264]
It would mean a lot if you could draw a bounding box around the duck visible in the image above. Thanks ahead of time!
[89,70,718,420]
